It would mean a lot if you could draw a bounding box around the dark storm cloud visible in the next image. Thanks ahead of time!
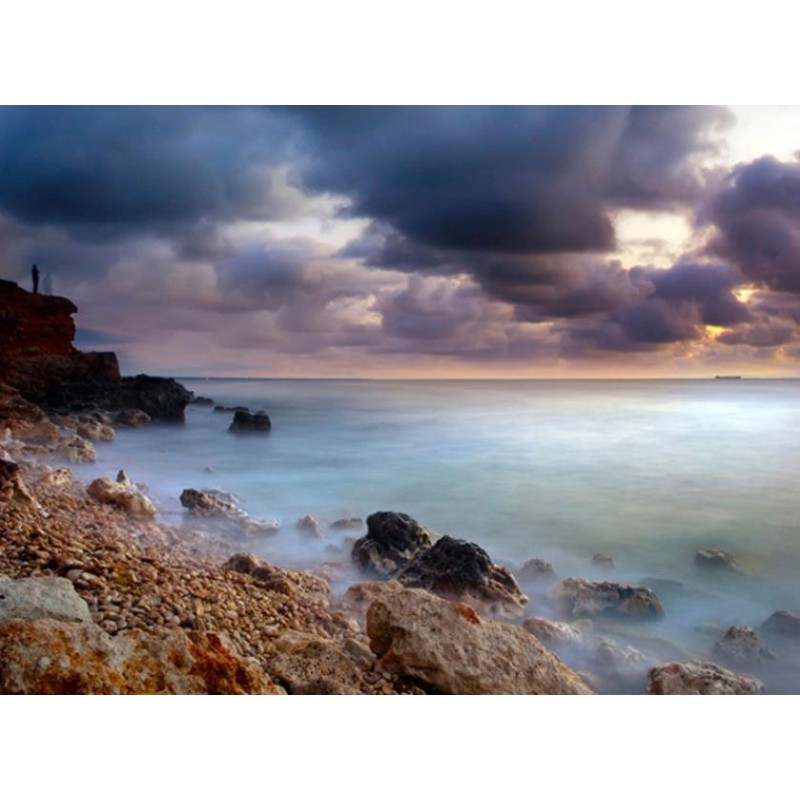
[0,107,300,236]
[294,105,731,255]
[705,156,800,294]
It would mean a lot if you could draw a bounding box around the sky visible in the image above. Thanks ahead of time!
[2,105,800,378]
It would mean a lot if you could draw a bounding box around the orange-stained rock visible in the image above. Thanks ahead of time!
[0,618,282,695]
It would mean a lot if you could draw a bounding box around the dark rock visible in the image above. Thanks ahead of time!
[229,409,271,432]
[549,578,664,620]
[517,558,556,580]
[113,408,152,427]
[714,626,775,663]
[351,511,434,578]
[395,535,528,617]
[180,488,238,517]
[297,515,322,537]
[190,396,214,406]
[591,553,616,568]
[330,516,363,531]
[760,610,800,640]
[647,660,763,695]
[215,405,248,413]
[696,548,740,572]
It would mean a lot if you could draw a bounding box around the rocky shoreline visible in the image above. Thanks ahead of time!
[1,282,794,694]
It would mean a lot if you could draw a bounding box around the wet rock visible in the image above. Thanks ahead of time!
[103,375,193,423]
[297,515,323,537]
[229,409,271,432]
[589,635,651,683]
[759,610,800,640]
[179,488,279,536]
[351,511,434,578]
[56,434,96,463]
[330,516,363,531]
[517,558,555,580]
[76,420,115,442]
[522,617,585,648]
[0,575,92,623]
[366,587,592,694]
[114,408,151,427]
[549,578,664,620]
[696,548,740,572]
[268,632,363,694]
[190,396,214,406]
[395,535,528,618]
[714,626,775,663]
[591,553,616,569]
[0,619,280,694]
[647,660,763,695]
[214,405,248,413]
[88,476,157,519]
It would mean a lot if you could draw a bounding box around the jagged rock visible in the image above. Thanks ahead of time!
[56,434,96,463]
[114,409,152,427]
[268,632,364,694]
[647,660,763,695]
[179,488,279,536]
[222,553,331,606]
[714,626,775,663]
[88,476,157,519]
[297,515,323,537]
[229,409,271,432]
[0,619,280,694]
[340,580,404,625]
[330,516,363,531]
[522,617,585,648]
[0,458,38,506]
[351,511,434,578]
[395,535,528,617]
[0,575,92,623]
[76,420,115,442]
[549,578,664,619]
[366,587,592,695]
[696,548,740,572]
[760,610,800,640]
[518,558,555,580]
[591,553,616,568]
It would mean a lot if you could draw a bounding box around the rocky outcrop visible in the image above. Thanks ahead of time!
[517,558,555,580]
[330,516,363,531]
[351,511,434,578]
[56,435,97,463]
[549,578,664,619]
[267,632,365,694]
[365,587,592,694]
[696,548,740,572]
[114,409,152,427]
[395,536,527,617]
[229,409,271,432]
[0,575,92,623]
[647,660,763,695]
[714,626,775,663]
[87,475,157,520]
[180,488,279,536]
[759,610,800,640]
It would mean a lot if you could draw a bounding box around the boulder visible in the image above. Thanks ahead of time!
[0,575,92,623]
[517,558,555,580]
[591,553,616,568]
[267,632,364,694]
[395,535,528,617]
[179,488,279,536]
[114,408,152,427]
[549,578,664,620]
[229,409,271,432]
[366,587,592,694]
[647,660,763,695]
[522,617,585,648]
[696,548,740,572]
[56,434,96,463]
[0,619,280,694]
[0,458,38,506]
[330,516,363,531]
[588,635,652,683]
[36,467,73,488]
[76,420,115,442]
[759,610,800,640]
[351,511,434,578]
[102,375,192,422]
[297,515,323,537]
[714,626,775,663]
[339,580,404,625]
[88,476,157,519]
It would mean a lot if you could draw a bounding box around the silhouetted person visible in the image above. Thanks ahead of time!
[31,264,40,294]
[43,272,53,295]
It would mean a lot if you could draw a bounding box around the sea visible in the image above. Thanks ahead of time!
[69,378,800,692]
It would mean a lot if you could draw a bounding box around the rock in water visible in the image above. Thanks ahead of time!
[114,409,152,427]
[549,578,664,619]
[522,617,585,648]
[351,511,434,578]
[714,626,775,663]
[0,619,280,694]
[180,488,279,536]
[366,587,592,694]
[591,553,616,568]
[229,409,271,432]
[56,435,96,464]
[695,548,740,572]
[88,475,157,519]
[0,575,92,623]
[395,535,527,617]
[517,558,556,580]
[647,660,763,695]
[759,610,800,640]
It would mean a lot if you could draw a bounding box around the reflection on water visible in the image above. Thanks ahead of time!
[71,379,800,692]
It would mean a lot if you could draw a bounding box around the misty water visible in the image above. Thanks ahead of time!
[71,378,800,693]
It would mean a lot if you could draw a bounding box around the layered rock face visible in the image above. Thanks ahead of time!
[0,280,190,422]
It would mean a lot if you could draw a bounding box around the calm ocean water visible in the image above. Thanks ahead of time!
[71,378,800,690]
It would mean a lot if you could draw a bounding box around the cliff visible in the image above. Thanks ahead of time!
[0,280,190,421]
